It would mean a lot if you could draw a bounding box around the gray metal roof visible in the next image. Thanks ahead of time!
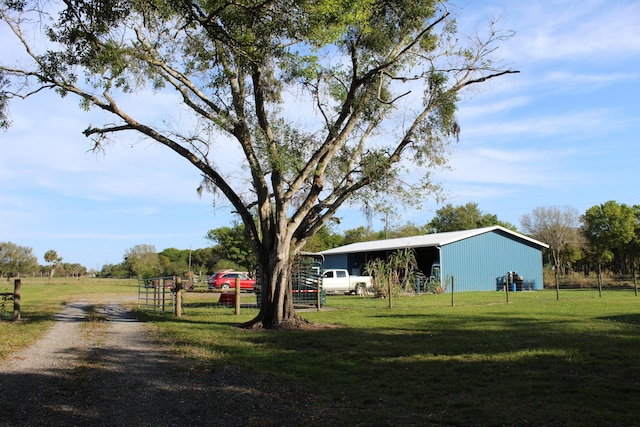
[318,226,549,255]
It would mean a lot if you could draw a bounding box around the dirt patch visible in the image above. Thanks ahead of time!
[241,316,345,331]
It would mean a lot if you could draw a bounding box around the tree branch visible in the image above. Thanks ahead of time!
[83,124,135,137]
[460,69,520,88]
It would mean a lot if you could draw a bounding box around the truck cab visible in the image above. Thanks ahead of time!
[322,269,373,295]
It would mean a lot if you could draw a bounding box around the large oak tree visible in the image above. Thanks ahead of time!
[1,0,516,328]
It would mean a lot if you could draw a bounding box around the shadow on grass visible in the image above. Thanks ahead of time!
[0,311,57,324]
[128,295,640,426]
[598,313,640,327]
[192,312,640,426]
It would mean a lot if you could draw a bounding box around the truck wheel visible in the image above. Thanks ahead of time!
[221,283,231,290]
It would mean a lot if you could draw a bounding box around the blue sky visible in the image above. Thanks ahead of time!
[1,1,639,270]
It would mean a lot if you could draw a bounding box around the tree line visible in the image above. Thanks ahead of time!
[100,202,515,278]
[0,244,86,279]
[521,201,640,295]
[3,200,637,285]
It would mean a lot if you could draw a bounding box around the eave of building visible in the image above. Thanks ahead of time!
[318,226,549,256]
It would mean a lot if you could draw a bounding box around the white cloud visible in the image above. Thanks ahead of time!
[543,71,639,85]
[441,146,567,186]
[461,108,623,142]
[501,1,640,64]
[458,96,531,120]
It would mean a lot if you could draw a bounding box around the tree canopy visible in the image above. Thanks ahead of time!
[428,202,516,233]
[124,244,161,278]
[44,249,63,281]
[0,241,39,278]
[1,0,517,328]
[582,200,635,293]
[205,223,256,273]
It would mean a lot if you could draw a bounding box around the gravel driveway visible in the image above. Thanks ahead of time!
[0,301,325,426]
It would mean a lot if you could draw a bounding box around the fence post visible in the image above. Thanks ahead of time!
[235,276,241,315]
[12,279,21,322]
[317,277,322,311]
[451,276,455,307]
[175,277,183,318]
[162,278,167,312]
[154,279,160,311]
[505,272,510,304]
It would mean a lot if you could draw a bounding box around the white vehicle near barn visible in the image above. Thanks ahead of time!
[321,269,373,295]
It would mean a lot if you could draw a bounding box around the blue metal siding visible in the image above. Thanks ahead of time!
[323,254,348,270]
[324,253,378,275]
[441,230,544,292]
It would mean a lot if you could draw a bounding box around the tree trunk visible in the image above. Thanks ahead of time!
[553,251,560,300]
[244,244,299,329]
[12,279,21,322]
[633,260,638,297]
[597,263,603,298]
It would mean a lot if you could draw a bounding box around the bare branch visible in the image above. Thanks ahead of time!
[83,123,135,137]
[460,69,520,87]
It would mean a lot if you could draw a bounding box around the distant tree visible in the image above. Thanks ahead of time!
[582,201,635,296]
[190,248,220,274]
[342,227,379,245]
[59,262,87,278]
[158,248,190,276]
[384,222,430,240]
[124,244,161,279]
[44,249,63,281]
[206,224,256,274]
[100,262,130,279]
[520,206,580,299]
[314,222,428,249]
[0,242,39,279]
[629,205,640,296]
[367,202,401,240]
[302,226,345,252]
[427,202,515,233]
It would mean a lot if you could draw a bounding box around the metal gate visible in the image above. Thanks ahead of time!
[291,253,326,306]
[255,253,326,308]
[138,276,178,312]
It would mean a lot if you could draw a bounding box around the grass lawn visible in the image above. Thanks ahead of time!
[147,289,640,426]
[2,280,639,425]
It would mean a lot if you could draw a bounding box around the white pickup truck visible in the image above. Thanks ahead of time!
[321,269,374,295]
